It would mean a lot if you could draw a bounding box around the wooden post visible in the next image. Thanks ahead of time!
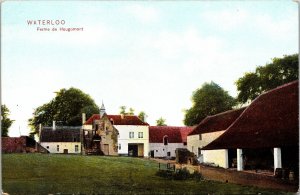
[274,147,282,174]
[237,148,244,171]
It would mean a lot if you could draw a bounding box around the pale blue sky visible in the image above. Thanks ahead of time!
[2,1,298,137]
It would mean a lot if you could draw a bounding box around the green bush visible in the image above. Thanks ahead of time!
[174,167,190,180]
[191,170,204,182]
[156,168,203,181]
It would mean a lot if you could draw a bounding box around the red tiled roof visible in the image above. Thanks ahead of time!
[85,114,100,125]
[149,126,193,143]
[204,80,299,150]
[85,114,149,126]
[188,107,247,136]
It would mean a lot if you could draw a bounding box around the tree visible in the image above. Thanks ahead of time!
[156,117,167,126]
[1,105,14,137]
[236,54,298,104]
[138,111,147,122]
[183,81,236,126]
[29,87,99,135]
[119,106,127,115]
[119,106,135,115]
[128,108,135,115]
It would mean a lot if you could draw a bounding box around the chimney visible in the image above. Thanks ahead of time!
[52,121,56,130]
[121,114,124,119]
[38,124,42,143]
[82,113,86,125]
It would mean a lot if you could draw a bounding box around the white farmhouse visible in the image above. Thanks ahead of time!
[149,126,193,158]
[187,108,246,168]
[39,125,81,154]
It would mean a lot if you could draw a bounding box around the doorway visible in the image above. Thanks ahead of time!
[150,150,155,158]
[128,144,138,157]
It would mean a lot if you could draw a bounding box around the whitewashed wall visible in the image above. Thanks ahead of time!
[114,125,149,157]
[202,149,228,168]
[187,131,225,155]
[187,130,227,167]
[150,143,186,157]
[82,124,92,130]
[41,142,81,154]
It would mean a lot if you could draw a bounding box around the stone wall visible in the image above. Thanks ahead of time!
[179,164,298,192]
[2,136,27,153]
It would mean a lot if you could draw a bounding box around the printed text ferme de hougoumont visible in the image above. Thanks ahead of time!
[27,20,84,32]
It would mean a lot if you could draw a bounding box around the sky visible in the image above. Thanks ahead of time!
[1,1,298,137]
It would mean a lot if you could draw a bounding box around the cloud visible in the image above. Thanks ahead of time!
[201,9,249,30]
[123,5,160,23]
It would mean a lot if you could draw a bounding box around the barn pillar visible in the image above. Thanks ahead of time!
[224,149,229,169]
[237,148,244,171]
[274,147,282,172]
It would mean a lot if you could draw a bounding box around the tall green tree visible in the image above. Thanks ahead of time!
[138,111,147,122]
[1,105,14,137]
[183,81,236,126]
[29,87,99,134]
[156,117,167,126]
[236,54,298,104]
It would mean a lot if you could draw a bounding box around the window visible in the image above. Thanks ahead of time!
[163,136,168,145]
[156,150,158,152]
[57,145,59,152]
[167,152,171,156]
[73,138,77,142]
[46,146,49,149]
[199,134,202,140]
[183,142,187,146]
[138,132,143,138]
[75,145,79,152]
[129,132,134,138]
[119,144,121,150]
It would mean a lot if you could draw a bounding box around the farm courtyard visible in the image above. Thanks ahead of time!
[2,154,294,195]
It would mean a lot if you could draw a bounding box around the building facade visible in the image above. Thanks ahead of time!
[204,81,299,176]
[40,126,81,154]
[84,105,149,157]
[187,108,246,168]
[149,126,193,158]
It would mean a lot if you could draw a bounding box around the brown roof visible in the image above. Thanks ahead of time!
[203,80,299,150]
[40,127,81,142]
[85,114,149,126]
[149,126,193,143]
[188,107,247,136]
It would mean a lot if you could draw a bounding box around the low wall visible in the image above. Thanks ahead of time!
[2,136,49,154]
[2,137,27,153]
[177,164,298,192]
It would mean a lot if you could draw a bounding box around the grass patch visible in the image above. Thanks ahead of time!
[2,154,293,195]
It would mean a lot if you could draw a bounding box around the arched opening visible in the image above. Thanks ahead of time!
[163,135,168,145]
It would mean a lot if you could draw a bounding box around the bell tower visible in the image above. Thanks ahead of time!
[100,101,106,118]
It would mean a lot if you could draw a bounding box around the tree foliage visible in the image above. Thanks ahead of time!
[119,106,135,115]
[236,54,298,104]
[29,87,99,133]
[1,105,14,137]
[128,108,135,115]
[138,111,147,122]
[119,106,127,115]
[183,82,236,126]
[156,117,167,126]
